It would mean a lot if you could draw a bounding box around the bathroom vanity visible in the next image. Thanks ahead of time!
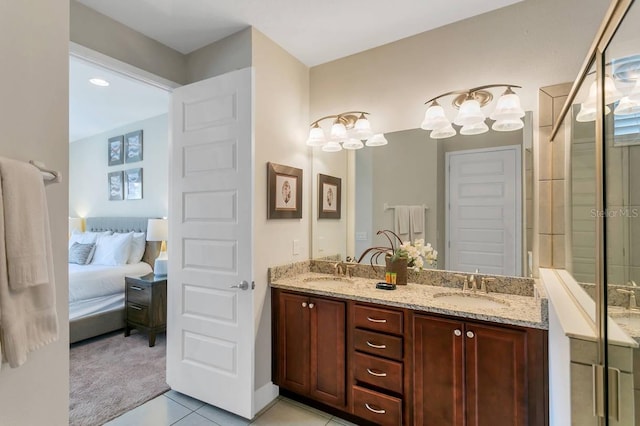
[270,266,548,426]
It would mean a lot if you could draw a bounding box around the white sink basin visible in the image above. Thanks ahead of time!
[302,276,354,285]
[610,310,640,328]
[433,292,509,309]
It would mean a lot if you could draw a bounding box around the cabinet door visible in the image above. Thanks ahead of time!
[464,322,527,426]
[309,297,346,408]
[277,292,310,395]
[413,314,465,426]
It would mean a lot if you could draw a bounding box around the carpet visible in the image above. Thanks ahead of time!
[69,330,170,426]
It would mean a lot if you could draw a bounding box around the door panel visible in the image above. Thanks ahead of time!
[277,292,310,395]
[167,67,254,418]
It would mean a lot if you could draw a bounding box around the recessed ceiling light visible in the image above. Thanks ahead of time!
[89,78,110,87]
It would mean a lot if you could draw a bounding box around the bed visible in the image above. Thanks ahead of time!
[69,217,160,343]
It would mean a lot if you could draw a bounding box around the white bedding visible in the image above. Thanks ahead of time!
[68,262,152,303]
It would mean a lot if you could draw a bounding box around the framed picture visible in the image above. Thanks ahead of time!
[125,168,143,200]
[318,174,341,219]
[108,171,124,200]
[267,162,302,219]
[125,130,143,163]
[108,136,124,166]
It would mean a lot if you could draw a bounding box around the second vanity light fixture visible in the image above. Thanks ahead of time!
[305,111,388,152]
[421,84,525,139]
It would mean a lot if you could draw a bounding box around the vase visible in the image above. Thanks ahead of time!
[385,256,408,285]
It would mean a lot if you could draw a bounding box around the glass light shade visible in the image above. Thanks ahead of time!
[614,96,640,115]
[305,126,326,147]
[421,103,450,130]
[352,116,374,140]
[365,133,388,147]
[492,119,524,132]
[584,78,623,107]
[430,124,456,139]
[330,121,347,141]
[490,92,525,121]
[460,121,489,135]
[629,79,640,101]
[454,99,485,126]
[322,141,342,152]
[576,103,611,122]
[342,138,364,150]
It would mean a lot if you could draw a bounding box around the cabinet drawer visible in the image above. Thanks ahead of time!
[127,282,151,305]
[127,303,149,324]
[354,304,403,335]
[353,329,403,361]
[353,352,403,394]
[352,385,402,426]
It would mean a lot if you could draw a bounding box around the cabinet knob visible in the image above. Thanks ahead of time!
[454,329,462,336]
[301,302,308,308]
[308,302,315,309]
[365,403,386,414]
[466,331,475,338]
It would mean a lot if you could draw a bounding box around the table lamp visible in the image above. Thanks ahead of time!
[146,218,168,275]
[69,217,84,236]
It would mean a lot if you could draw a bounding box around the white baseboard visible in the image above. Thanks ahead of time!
[254,382,279,417]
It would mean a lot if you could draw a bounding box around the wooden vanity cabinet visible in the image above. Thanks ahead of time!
[272,289,347,409]
[412,313,548,426]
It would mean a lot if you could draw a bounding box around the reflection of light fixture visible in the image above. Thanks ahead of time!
[422,84,524,139]
[147,218,168,276]
[306,111,388,152]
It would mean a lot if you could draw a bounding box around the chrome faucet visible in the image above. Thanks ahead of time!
[334,261,345,276]
[454,273,475,292]
[480,277,495,293]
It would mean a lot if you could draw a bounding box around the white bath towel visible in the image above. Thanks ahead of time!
[0,157,58,368]
[394,206,410,242]
[409,205,425,241]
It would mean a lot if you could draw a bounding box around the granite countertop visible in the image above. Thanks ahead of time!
[608,306,640,343]
[271,272,548,330]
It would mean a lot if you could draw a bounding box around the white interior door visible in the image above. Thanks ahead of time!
[167,67,254,419]
[446,146,521,276]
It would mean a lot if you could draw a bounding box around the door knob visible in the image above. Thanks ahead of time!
[230,280,249,290]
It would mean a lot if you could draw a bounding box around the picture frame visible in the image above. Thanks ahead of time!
[125,130,143,163]
[108,171,124,200]
[267,162,302,219]
[108,135,124,166]
[318,174,341,219]
[125,168,143,200]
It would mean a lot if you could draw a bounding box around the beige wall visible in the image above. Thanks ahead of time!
[251,28,310,410]
[70,0,187,85]
[0,0,70,424]
[186,28,252,83]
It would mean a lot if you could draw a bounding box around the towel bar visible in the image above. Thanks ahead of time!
[29,160,61,185]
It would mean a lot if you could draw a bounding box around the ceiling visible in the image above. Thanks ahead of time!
[76,0,523,67]
[70,0,523,142]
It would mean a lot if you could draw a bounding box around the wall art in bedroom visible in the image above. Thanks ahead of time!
[125,130,143,163]
[108,171,124,200]
[125,168,143,200]
[108,135,124,166]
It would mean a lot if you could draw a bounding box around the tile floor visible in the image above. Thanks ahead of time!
[105,390,359,426]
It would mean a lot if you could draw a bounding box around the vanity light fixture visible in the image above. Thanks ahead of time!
[576,76,640,122]
[305,111,388,152]
[421,84,525,139]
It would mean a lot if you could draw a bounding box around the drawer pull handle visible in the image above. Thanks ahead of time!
[367,368,387,377]
[130,286,144,291]
[365,403,386,414]
[366,341,386,349]
[130,305,143,311]
[367,317,387,323]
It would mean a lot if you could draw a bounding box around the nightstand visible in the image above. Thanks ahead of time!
[124,273,167,347]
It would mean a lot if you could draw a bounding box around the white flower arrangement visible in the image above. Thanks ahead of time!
[398,239,438,271]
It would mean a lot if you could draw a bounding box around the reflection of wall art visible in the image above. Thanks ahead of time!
[125,130,143,163]
[267,162,302,219]
[125,168,143,200]
[108,135,124,166]
[318,174,341,219]
[108,171,124,200]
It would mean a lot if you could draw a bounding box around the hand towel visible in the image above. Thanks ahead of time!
[394,206,410,242]
[0,158,58,368]
[409,205,425,241]
[0,158,50,290]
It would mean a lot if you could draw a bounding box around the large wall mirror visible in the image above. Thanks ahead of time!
[311,112,533,278]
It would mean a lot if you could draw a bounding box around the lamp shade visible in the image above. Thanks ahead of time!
[69,217,84,235]
[490,90,525,121]
[352,114,373,140]
[629,78,640,101]
[421,101,450,130]
[365,133,388,147]
[306,125,326,147]
[322,141,342,152]
[454,99,485,126]
[460,121,489,135]
[492,118,524,132]
[146,218,168,242]
[584,78,623,108]
[330,121,347,141]
[343,138,364,150]
[614,96,640,115]
[576,103,611,122]
[430,124,456,139]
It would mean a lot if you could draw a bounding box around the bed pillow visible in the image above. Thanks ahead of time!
[91,232,134,266]
[115,232,146,264]
[68,242,96,265]
[68,230,112,250]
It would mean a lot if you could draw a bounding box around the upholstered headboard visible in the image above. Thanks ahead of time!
[85,217,160,267]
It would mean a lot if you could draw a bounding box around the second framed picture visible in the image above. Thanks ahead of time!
[108,171,124,200]
[108,136,124,166]
[125,130,143,163]
[125,168,143,200]
[267,162,302,219]
[318,174,341,219]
